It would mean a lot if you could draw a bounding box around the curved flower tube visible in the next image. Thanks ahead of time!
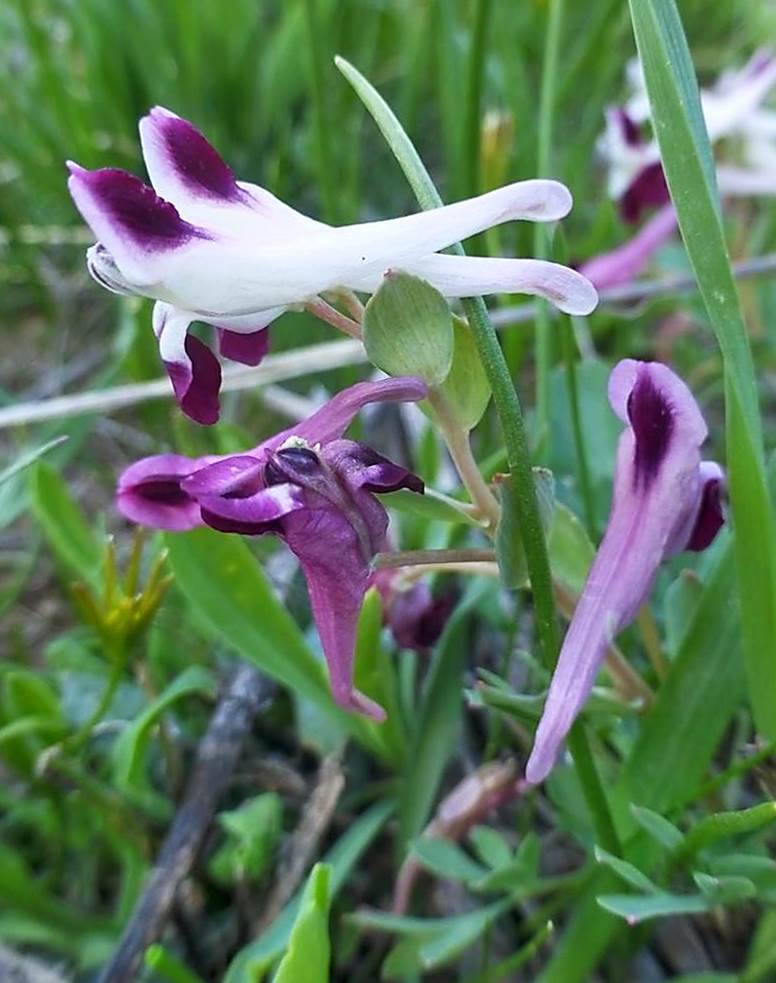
[67,107,597,423]
[600,48,776,224]
[525,360,726,784]
[118,377,426,720]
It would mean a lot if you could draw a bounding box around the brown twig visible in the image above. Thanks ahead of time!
[97,665,272,983]
[256,751,345,931]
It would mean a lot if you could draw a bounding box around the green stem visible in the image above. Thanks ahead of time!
[567,723,623,856]
[336,55,621,851]
[427,386,501,527]
[463,0,492,198]
[562,316,596,537]
[302,0,337,223]
[68,646,126,751]
[533,0,564,460]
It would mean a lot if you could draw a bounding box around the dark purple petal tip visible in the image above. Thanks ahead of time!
[67,162,209,252]
[145,107,247,204]
[685,464,726,552]
[217,327,270,366]
[620,161,670,224]
[627,367,674,490]
[165,334,222,425]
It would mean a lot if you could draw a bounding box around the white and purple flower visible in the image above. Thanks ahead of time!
[117,376,426,720]
[601,48,776,224]
[584,49,776,291]
[526,360,726,784]
[67,107,597,424]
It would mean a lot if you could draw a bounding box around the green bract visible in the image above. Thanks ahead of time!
[363,271,454,386]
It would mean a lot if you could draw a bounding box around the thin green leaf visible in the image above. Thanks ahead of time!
[273,864,331,983]
[628,0,776,738]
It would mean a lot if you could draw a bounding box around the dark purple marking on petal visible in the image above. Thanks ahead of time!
[133,478,192,505]
[616,107,643,148]
[627,368,674,490]
[164,334,222,425]
[217,327,270,366]
[264,447,321,487]
[685,475,726,552]
[68,164,210,251]
[200,508,278,536]
[322,441,424,495]
[620,161,670,224]
[148,108,247,203]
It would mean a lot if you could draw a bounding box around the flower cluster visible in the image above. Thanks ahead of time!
[69,98,728,782]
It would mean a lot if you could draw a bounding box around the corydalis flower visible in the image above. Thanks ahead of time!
[601,49,776,224]
[118,377,426,720]
[526,360,726,784]
[67,107,597,424]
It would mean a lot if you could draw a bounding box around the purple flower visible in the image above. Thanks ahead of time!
[526,360,726,784]
[372,568,456,653]
[67,107,597,424]
[118,377,427,720]
[600,49,776,224]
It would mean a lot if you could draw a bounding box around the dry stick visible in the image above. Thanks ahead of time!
[3,254,775,431]
[97,665,272,983]
[256,751,346,932]
[0,337,366,430]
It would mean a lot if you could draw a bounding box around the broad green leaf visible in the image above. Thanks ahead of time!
[468,825,513,871]
[363,271,453,385]
[273,864,331,983]
[209,794,282,886]
[629,805,684,852]
[352,899,511,973]
[398,581,489,846]
[224,800,392,982]
[629,0,776,738]
[164,528,379,752]
[547,502,594,596]
[381,487,484,527]
[678,803,776,861]
[410,837,489,884]
[112,665,215,791]
[28,461,101,586]
[144,945,207,983]
[597,891,709,923]
[594,847,658,895]
[692,872,756,905]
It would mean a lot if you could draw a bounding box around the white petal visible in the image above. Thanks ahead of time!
[351,254,598,315]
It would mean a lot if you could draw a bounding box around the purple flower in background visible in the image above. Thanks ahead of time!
[372,568,456,653]
[67,107,597,424]
[526,360,726,784]
[118,377,426,720]
[600,49,776,224]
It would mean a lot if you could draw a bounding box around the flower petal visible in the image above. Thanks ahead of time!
[181,456,264,498]
[67,162,210,284]
[685,461,726,552]
[313,180,572,290]
[621,161,670,224]
[284,507,388,721]
[139,106,324,236]
[388,255,598,315]
[216,326,270,366]
[117,453,208,530]
[322,440,425,494]
[263,377,428,453]
[199,482,305,535]
[526,360,717,784]
[155,303,221,424]
[579,204,677,290]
